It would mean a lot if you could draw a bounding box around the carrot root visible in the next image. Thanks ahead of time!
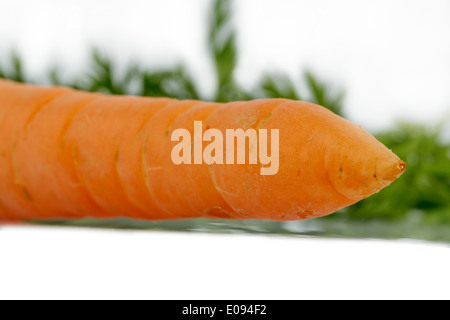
[0,79,405,221]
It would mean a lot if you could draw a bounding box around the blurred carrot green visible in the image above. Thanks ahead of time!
[1,0,449,241]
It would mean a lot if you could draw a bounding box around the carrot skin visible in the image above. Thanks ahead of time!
[207,100,404,220]
[14,91,106,218]
[203,98,292,219]
[148,102,237,219]
[64,96,175,219]
[114,97,175,219]
[141,100,201,219]
[0,82,68,219]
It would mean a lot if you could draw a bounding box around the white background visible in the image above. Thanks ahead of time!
[1,226,450,300]
[0,0,450,300]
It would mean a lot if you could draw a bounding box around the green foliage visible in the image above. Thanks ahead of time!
[304,71,344,116]
[258,73,300,101]
[208,0,247,102]
[80,49,138,95]
[48,67,62,86]
[11,51,25,83]
[255,71,345,116]
[141,66,200,100]
[0,50,25,83]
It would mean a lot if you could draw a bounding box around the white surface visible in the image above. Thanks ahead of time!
[0,0,449,130]
[0,226,449,300]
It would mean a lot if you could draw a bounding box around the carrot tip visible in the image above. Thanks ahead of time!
[398,161,406,173]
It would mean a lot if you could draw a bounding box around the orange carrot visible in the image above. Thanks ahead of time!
[0,79,405,222]
[0,82,69,219]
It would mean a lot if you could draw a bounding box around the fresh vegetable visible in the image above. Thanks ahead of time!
[0,79,405,221]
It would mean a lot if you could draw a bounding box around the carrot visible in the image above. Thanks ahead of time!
[0,82,69,219]
[204,100,405,220]
[63,95,176,219]
[0,79,405,222]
